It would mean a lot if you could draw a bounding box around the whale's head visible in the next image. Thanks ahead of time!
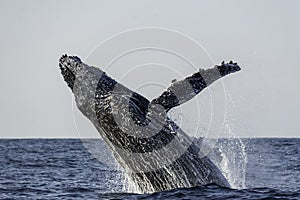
[59,54,84,91]
[59,54,112,119]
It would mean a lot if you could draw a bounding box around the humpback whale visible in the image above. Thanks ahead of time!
[59,55,241,193]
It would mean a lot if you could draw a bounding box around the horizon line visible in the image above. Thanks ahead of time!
[0,137,299,139]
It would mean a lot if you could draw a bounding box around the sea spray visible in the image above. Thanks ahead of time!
[216,92,248,189]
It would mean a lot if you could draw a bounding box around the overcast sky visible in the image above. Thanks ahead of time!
[0,0,299,138]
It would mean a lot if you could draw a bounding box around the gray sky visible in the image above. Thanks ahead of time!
[0,0,299,138]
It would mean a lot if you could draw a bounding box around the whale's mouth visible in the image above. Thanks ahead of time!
[59,54,82,90]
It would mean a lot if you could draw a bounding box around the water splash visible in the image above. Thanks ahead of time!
[216,92,248,189]
[218,124,248,189]
[168,92,248,189]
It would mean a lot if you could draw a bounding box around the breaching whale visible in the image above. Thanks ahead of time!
[59,55,241,193]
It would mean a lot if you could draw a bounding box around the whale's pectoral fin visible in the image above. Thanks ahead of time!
[150,61,241,112]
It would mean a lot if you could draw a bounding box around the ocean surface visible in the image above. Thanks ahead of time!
[0,138,299,199]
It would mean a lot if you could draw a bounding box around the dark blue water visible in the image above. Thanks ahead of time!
[0,138,299,199]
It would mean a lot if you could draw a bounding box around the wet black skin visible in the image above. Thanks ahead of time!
[59,55,241,192]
